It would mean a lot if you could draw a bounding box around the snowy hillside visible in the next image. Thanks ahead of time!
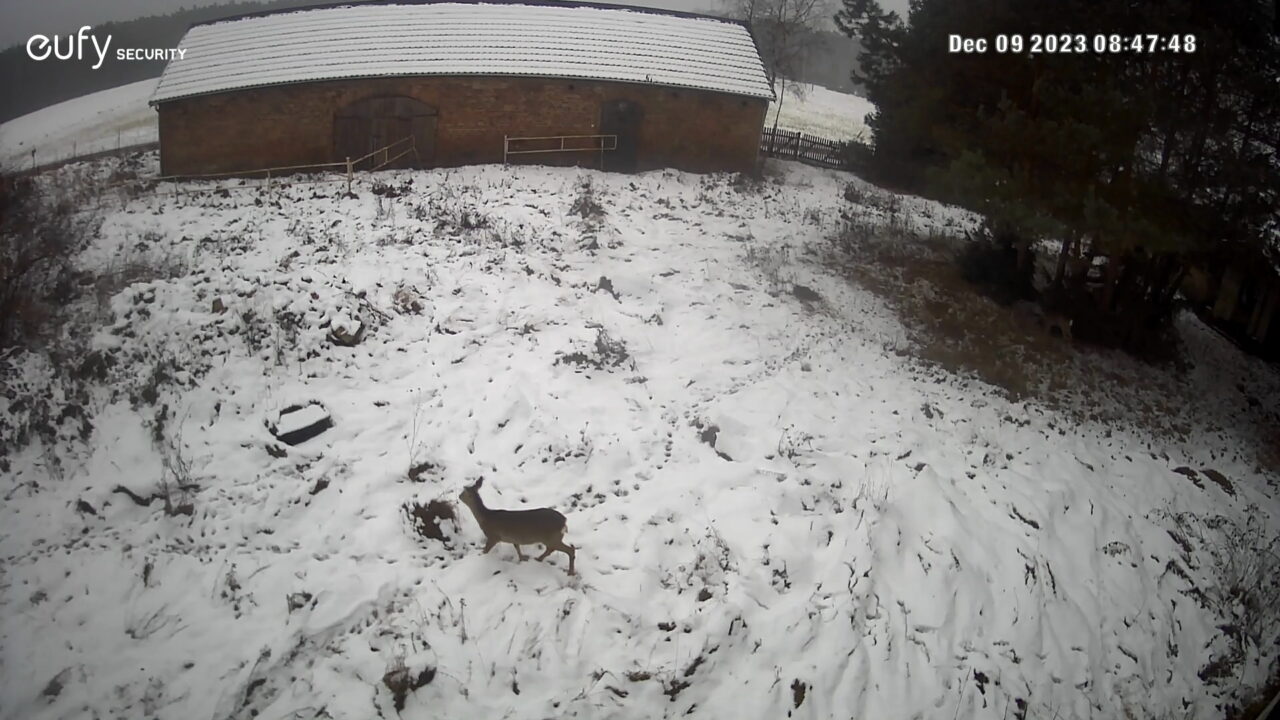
[767,82,876,141]
[0,78,158,171]
[1,156,1277,720]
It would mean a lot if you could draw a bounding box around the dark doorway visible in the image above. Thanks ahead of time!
[333,96,437,169]
[600,99,643,172]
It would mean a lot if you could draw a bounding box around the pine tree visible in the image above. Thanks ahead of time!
[835,0,1280,356]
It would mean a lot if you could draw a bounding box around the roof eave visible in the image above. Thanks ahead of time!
[151,72,775,106]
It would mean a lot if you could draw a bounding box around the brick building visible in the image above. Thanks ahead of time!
[150,0,774,176]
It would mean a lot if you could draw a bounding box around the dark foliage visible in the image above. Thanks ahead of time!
[0,175,98,348]
[956,227,1036,307]
[835,0,1280,356]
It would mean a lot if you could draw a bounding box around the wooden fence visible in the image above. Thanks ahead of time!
[10,141,159,178]
[759,127,853,170]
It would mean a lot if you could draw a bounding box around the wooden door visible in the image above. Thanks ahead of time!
[333,96,437,169]
[600,99,643,173]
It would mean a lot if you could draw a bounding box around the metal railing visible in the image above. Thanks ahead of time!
[503,134,618,168]
[21,135,426,210]
[152,135,421,194]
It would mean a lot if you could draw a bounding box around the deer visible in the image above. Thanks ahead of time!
[457,478,576,575]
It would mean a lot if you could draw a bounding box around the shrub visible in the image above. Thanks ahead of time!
[569,178,606,220]
[956,224,1036,307]
[556,327,633,371]
[836,140,874,175]
[403,498,456,545]
[0,174,101,347]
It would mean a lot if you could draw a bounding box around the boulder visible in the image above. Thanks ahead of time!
[268,402,332,446]
[328,310,364,347]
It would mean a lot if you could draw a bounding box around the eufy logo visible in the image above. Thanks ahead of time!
[26,26,186,70]
[27,27,112,70]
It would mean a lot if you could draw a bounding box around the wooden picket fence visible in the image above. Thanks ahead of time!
[759,127,853,170]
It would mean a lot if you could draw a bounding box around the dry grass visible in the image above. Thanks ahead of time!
[825,220,1280,480]
[834,228,1073,402]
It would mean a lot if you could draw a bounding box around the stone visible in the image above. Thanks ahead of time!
[269,402,332,446]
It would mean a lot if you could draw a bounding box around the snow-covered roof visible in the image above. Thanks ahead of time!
[151,1,774,104]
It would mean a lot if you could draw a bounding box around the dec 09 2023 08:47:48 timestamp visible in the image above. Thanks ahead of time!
[948,33,1198,54]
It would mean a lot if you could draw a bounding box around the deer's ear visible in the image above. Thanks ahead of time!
[475,476,485,489]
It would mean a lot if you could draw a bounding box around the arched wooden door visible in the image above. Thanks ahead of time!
[333,96,437,169]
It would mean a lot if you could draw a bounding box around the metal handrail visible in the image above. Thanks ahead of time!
[137,135,420,197]
[153,135,418,184]
[351,134,416,166]
[154,160,347,182]
[503,134,618,166]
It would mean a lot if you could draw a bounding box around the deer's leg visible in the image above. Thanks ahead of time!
[514,544,526,561]
[559,541,577,575]
[482,537,498,554]
[536,544,553,561]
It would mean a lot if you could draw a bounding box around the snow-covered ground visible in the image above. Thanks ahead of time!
[1,154,1277,720]
[0,78,158,171]
[767,81,875,141]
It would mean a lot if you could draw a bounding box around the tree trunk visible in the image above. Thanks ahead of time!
[1102,254,1125,313]
[1015,238,1031,274]
[769,79,788,154]
[1052,235,1075,291]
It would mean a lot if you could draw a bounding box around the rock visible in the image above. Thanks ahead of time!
[1201,468,1236,497]
[286,592,313,613]
[212,297,226,314]
[328,313,364,347]
[595,276,620,301]
[268,402,332,446]
[791,284,822,305]
[383,662,435,712]
[42,668,71,700]
[1172,466,1203,489]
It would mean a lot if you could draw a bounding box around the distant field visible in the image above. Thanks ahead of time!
[766,81,875,141]
[0,79,158,171]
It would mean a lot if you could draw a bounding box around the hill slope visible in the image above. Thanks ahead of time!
[1,158,1277,719]
[0,0,324,123]
[0,78,157,170]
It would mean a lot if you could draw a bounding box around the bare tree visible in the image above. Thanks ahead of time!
[722,0,829,140]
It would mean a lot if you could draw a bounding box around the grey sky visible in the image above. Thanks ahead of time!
[0,0,909,50]
[0,0,691,49]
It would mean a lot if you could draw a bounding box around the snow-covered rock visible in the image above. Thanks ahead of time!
[269,402,333,445]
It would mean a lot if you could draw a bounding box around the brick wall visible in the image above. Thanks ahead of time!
[157,75,769,176]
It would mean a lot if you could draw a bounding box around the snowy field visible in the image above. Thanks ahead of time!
[1,154,1277,720]
[0,78,158,171]
[767,82,876,141]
